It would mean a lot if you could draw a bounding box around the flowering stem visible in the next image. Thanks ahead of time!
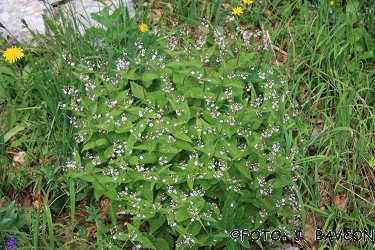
[202,67,206,92]
[215,85,223,102]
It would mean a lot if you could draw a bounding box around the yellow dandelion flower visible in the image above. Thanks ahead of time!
[139,23,148,33]
[243,0,253,4]
[329,1,334,5]
[3,47,24,64]
[232,7,244,16]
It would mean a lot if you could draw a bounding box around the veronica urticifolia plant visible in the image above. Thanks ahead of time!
[61,15,303,249]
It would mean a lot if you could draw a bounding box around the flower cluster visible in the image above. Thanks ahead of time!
[5,236,18,250]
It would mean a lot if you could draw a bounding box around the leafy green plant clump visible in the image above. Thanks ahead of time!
[0,198,32,248]
[61,7,303,249]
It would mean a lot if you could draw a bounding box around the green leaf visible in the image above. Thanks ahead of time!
[89,6,113,28]
[127,133,138,148]
[355,41,364,52]
[213,152,231,161]
[271,175,294,189]
[189,221,203,236]
[134,144,149,151]
[369,156,375,169]
[159,147,181,154]
[42,15,60,36]
[218,197,236,230]
[129,156,138,165]
[234,162,252,180]
[175,140,194,151]
[223,79,245,90]
[130,81,146,100]
[139,152,157,164]
[115,122,134,133]
[222,138,238,157]
[194,196,205,210]
[347,60,356,72]
[126,224,156,249]
[95,138,108,147]
[224,126,231,139]
[184,87,208,99]
[147,90,166,103]
[149,140,159,153]
[233,151,250,161]
[94,188,104,201]
[114,89,130,102]
[167,58,201,68]
[166,97,177,111]
[360,27,375,50]
[152,238,170,250]
[233,206,245,226]
[0,65,16,76]
[196,118,202,137]
[4,125,25,143]
[141,71,159,81]
[181,101,191,121]
[1,218,11,225]
[6,105,16,132]
[193,146,210,155]
[102,183,119,200]
[226,239,240,250]
[126,222,139,234]
[241,52,257,64]
[108,200,117,225]
[81,142,96,152]
[175,208,191,222]
[187,176,194,190]
[173,132,193,143]
[149,214,166,235]
[68,171,97,182]
[122,66,140,80]
[161,232,174,249]
[359,51,374,60]
[138,236,156,249]
[346,0,359,16]
[139,182,153,202]
[173,72,185,85]
[349,28,363,45]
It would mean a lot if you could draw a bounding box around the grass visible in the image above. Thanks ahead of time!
[1,0,375,249]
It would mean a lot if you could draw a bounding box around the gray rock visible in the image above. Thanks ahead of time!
[0,0,135,46]
[0,0,46,45]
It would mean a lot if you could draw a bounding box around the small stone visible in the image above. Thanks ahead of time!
[311,124,322,139]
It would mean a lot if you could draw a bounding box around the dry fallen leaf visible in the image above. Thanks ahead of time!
[21,194,33,207]
[221,3,230,10]
[333,194,347,209]
[303,213,321,249]
[87,224,97,238]
[100,197,110,218]
[148,9,164,23]
[304,224,319,249]
[12,151,26,168]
